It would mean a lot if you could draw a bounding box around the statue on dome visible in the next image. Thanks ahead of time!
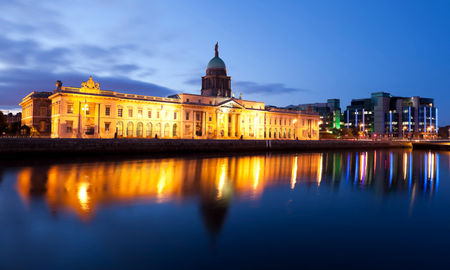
[215,42,219,57]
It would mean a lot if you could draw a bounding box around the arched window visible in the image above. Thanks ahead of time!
[127,122,134,137]
[155,123,161,138]
[173,124,178,137]
[117,121,123,136]
[146,122,152,137]
[269,128,271,138]
[274,129,277,138]
[137,122,143,137]
[283,129,286,138]
[164,123,170,137]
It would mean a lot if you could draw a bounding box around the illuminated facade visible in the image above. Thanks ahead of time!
[20,44,319,139]
[343,92,438,137]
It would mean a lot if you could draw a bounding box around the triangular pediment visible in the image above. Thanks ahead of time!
[217,99,244,109]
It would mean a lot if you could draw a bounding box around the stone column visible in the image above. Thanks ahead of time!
[236,114,240,138]
[224,112,228,138]
[216,111,220,138]
[231,113,236,138]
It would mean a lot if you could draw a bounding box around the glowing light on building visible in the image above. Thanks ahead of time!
[429,106,432,130]
[408,106,411,132]
[423,107,427,132]
[362,109,365,132]
[389,111,393,133]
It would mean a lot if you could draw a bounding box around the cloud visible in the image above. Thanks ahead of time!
[0,68,176,106]
[233,81,309,94]
[184,77,201,86]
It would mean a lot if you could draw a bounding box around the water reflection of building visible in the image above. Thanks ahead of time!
[15,154,323,221]
[15,151,441,232]
[319,150,440,196]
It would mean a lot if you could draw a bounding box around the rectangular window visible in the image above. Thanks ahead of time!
[138,109,143,118]
[148,110,152,118]
[209,116,212,121]
[118,108,123,117]
[198,99,201,103]
[128,108,133,118]
[67,103,73,114]
[105,106,111,116]
[157,111,160,119]
[209,101,212,105]
[174,112,177,120]
[186,98,190,102]
[186,112,189,120]
[105,122,111,132]
[40,107,47,116]
[196,113,200,121]
[66,121,73,133]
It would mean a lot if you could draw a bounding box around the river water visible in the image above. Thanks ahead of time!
[0,150,448,269]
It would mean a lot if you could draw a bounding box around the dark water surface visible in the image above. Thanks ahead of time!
[0,150,449,269]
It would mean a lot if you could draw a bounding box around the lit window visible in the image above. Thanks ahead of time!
[138,109,143,118]
[67,104,73,114]
[66,121,73,133]
[157,111,160,119]
[148,110,152,118]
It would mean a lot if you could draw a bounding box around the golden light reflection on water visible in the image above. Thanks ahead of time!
[15,151,443,221]
[16,154,323,219]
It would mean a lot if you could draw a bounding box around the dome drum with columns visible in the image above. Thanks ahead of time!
[201,43,232,98]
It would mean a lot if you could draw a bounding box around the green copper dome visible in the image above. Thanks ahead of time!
[207,56,226,69]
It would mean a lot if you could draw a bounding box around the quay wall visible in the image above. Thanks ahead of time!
[0,138,412,157]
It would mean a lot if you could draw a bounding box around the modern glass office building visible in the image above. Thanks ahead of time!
[343,92,438,137]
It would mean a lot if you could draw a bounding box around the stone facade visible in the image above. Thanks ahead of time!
[19,92,52,135]
[20,45,319,140]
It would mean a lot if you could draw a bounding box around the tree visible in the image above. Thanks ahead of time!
[0,111,6,135]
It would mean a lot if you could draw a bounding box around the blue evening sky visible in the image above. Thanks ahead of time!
[0,0,449,124]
